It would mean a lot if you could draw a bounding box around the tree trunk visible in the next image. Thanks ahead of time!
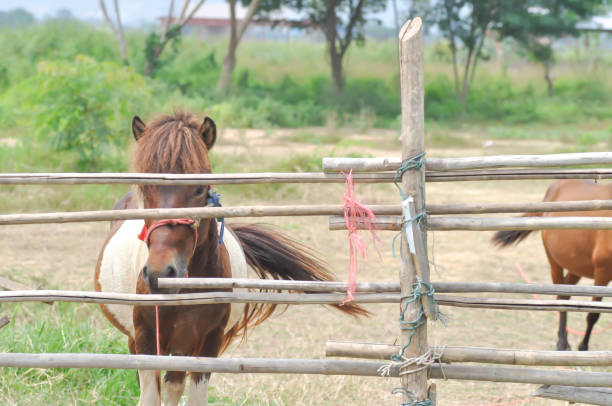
[322,1,344,95]
[391,0,400,36]
[217,0,262,93]
[544,57,554,96]
[218,0,237,93]
[218,47,237,93]
[144,44,163,77]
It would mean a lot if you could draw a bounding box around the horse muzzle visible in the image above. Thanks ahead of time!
[141,263,187,293]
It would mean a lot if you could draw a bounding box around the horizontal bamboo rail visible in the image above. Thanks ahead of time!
[1,290,612,313]
[0,290,399,306]
[322,152,612,172]
[5,200,612,226]
[426,168,612,182]
[0,353,393,376]
[427,200,612,214]
[3,200,612,226]
[428,364,612,387]
[157,277,399,292]
[325,341,612,366]
[0,172,393,185]
[157,278,612,298]
[0,204,401,226]
[533,385,612,405]
[0,206,385,228]
[3,169,612,187]
[329,215,402,230]
[435,295,612,313]
[0,353,611,387]
[427,216,612,231]
[323,157,403,172]
[330,215,612,231]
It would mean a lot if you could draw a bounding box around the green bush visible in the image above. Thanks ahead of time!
[9,55,149,170]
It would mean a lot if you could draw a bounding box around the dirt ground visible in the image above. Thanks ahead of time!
[0,128,610,405]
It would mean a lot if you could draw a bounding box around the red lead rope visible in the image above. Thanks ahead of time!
[142,219,196,406]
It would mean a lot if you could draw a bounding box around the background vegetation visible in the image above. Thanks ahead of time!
[0,8,611,405]
[1,16,610,175]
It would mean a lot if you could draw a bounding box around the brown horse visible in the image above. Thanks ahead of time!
[94,112,367,405]
[492,179,612,351]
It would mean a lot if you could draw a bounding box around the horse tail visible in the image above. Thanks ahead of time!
[491,212,542,247]
[221,224,369,350]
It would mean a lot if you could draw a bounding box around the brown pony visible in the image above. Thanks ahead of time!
[94,112,367,405]
[492,179,612,351]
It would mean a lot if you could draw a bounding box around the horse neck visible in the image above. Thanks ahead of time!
[188,218,223,278]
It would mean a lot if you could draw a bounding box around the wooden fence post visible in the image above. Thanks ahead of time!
[398,17,430,405]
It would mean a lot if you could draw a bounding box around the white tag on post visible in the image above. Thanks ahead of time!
[402,196,416,254]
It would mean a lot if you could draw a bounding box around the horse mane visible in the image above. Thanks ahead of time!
[133,112,211,175]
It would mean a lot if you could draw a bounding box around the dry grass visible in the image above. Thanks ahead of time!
[0,127,610,405]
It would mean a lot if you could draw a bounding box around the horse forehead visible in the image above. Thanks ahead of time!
[148,186,192,207]
[149,226,193,248]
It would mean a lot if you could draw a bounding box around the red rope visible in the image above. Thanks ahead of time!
[515,261,612,336]
[341,170,380,303]
[155,305,161,406]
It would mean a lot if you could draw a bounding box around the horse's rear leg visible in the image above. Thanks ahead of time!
[547,251,580,351]
[578,272,609,351]
[555,271,581,351]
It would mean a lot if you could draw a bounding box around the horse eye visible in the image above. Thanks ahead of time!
[194,186,206,197]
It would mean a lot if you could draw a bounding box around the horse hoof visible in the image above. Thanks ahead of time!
[578,343,588,351]
[556,342,571,351]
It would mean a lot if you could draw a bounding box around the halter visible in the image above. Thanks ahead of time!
[137,218,200,257]
[136,187,224,252]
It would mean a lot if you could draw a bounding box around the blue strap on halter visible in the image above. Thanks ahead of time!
[207,187,225,245]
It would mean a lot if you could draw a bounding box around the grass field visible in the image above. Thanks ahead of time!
[1,125,610,405]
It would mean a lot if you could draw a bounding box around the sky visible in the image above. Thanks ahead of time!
[0,0,400,27]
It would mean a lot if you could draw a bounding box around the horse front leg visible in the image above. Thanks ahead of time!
[134,312,161,406]
[163,371,186,406]
[186,326,224,406]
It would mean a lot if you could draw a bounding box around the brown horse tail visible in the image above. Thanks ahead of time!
[221,223,369,351]
[491,212,542,247]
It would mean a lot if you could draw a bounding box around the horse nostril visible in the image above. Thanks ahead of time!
[142,265,149,279]
[165,265,177,278]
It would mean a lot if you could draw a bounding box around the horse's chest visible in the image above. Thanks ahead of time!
[162,304,229,354]
[97,221,248,340]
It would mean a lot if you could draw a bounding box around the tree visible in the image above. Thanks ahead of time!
[144,0,207,76]
[413,0,609,102]
[499,0,609,96]
[413,0,507,103]
[260,0,387,94]
[99,0,129,65]
[11,56,148,170]
[217,0,264,93]
[0,8,35,28]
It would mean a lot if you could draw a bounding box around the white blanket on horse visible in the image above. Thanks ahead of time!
[97,220,247,338]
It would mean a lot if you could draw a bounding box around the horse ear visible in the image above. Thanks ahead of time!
[198,117,217,150]
[132,116,147,141]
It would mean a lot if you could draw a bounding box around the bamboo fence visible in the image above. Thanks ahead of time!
[1,16,612,406]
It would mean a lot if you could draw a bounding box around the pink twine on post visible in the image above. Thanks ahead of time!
[342,170,381,304]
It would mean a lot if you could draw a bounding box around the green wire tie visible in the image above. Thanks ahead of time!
[392,280,437,362]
